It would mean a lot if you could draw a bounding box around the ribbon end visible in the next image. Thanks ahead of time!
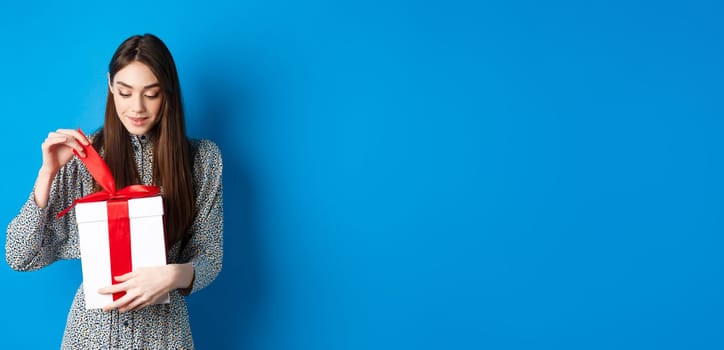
[56,206,73,219]
[74,129,117,194]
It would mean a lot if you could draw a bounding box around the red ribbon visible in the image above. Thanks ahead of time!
[57,130,160,218]
[57,129,161,301]
[107,200,132,300]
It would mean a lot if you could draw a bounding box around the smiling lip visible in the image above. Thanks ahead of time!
[127,116,149,126]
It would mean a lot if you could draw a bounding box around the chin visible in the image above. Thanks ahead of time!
[123,125,149,136]
[122,122,156,136]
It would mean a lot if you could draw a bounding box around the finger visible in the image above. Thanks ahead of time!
[102,292,137,312]
[41,140,85,160]
[42,135,71,150]
[46,132,86,157]
[98,269,138,294]
[55,128,90,145]
[116,287,158,313]
[113,271,136,283]
[98,285,121,295]
[120,295,149,313]
[98,280,130,295]
[126,290,164,313]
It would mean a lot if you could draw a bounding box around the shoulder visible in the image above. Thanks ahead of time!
[189,138,223,174]
[87,129,101,141]
[190,138,222,160]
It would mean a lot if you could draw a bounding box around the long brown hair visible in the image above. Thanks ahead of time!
[93,34,195,248]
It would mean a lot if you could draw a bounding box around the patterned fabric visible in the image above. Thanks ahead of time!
[6,134,224,349]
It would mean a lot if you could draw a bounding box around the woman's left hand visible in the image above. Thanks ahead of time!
[99,265,184,313]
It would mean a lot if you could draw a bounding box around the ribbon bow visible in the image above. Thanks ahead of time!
[56,129,160,219]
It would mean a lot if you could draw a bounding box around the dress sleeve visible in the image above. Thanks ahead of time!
[5,157,86,271]
[180,140,224,295]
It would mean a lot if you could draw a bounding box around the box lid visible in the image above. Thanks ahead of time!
[75,195,164,223]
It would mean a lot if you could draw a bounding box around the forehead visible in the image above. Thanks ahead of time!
[113,61,159,87]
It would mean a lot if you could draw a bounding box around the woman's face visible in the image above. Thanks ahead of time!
[109,61,163,136]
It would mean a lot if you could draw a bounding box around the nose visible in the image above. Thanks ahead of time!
[131,95,145,114]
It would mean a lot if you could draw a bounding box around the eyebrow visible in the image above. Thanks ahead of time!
[115,81,161,90]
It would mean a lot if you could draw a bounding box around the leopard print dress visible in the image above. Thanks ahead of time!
[6,134,224,349]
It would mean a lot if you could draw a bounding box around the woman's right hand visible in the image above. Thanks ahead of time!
[40,129,90,176]
[33,129,90,208]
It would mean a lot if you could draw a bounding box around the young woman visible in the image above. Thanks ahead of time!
[6,34,223,348]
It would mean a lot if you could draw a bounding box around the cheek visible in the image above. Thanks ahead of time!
[112,95,126,114]
[150,99,163,116]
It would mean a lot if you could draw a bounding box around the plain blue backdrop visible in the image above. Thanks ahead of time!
[1,0,723,349]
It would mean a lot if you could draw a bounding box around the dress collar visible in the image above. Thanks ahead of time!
[130,133,152,147]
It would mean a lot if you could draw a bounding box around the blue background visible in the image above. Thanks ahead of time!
[1,0,722,349]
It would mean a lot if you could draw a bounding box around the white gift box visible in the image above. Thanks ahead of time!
[75,195,169,309]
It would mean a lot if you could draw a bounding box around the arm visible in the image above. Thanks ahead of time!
[179,140,224,295]
[100,140,223,312]
[5,129,91,271]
